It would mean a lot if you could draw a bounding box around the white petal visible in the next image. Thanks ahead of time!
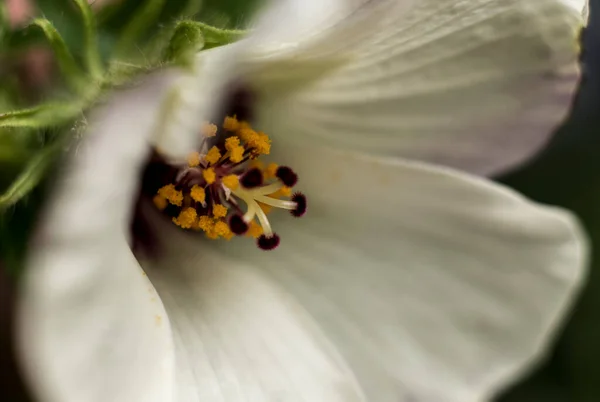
[140,227,365,402]
[156,45,243,160]
[249,0,584,176]
[142,144,587,401]
[17,74,182,402]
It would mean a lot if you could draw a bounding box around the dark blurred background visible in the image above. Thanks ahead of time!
[1,0,599,401]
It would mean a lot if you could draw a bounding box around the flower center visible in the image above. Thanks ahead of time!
[152,116,306,250]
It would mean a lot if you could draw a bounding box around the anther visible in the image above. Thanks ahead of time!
[240,168,264,189]
[228,214,249,235]
[276,166,298,187]
[257,234,280,250]
[290,192,307,217]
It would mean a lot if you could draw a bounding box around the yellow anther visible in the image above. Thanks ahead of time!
[173,207,197,229]
[246,131,271,155]
[206,228,220,239]
[203,167,216,184]
[229,146,245,163]
[214,220,231,237]
[223,116,240,131]
[205,146,221,166]
[158,184,183,206]
[202,123,218,137]
[198,215,214,232]
[225,136,240,151]
[153,195,168,210]
[237,127,255,142]
[213,204,228,219]
[246,221,263,238]
[188,152,201,167]
[264,163,278,179]
[222,174,239,190]
[190,185,206,203]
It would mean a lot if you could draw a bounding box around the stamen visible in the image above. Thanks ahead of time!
[213,204,228,219]
[151,116,306,250]
[153,195,168,211]
[205,146,221,165]
[203,168,216,184]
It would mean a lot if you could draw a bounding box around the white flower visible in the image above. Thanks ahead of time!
[17,1,589,402]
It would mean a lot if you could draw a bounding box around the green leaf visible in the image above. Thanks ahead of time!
[163,20,205,66]
[71,0,103,80]
[0,141,64,209]
[192,21,246,48]
[114,0,167,59]
[0,102,84,130]
[29,18,87,93]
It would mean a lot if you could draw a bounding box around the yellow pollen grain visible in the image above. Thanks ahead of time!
[237,127,255,142]
[225,136,241,151]
[190,185,206,203]
[264,163,278,179]
[213,204,228,219]
[198,215,214,232]
[214,220,230,237]
[158,184,183,206]
[188,152,201,167]
[202,123,218,137]
[229,146,245,163]
[173,207,197,229]
[153,195,168,210]
[206,228,220,239]
[246,132,271,155]
[203,167,216,184]
[205,146,221,165]
[223,116,240,131]
[222,174,239,190]
[246,221,263,238]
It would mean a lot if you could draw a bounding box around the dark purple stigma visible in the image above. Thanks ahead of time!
[241,168,264,188]
[276,166,298,187]
[290,192,307,217]
[229,214,249,235]
[257,234,280,250]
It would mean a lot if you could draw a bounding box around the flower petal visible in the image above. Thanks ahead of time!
[156,45,243,160]
[144,145,587,401]
[17,74,182,402]
[249,0,584,176]
[140,230,365,402]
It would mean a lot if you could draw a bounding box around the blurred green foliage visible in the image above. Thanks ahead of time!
[1,0,600,401]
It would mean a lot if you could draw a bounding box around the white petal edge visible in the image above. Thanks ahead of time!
[16,73,186,402]
[154,44,243,160]
[141,143,588,401]
[245,0,584,176]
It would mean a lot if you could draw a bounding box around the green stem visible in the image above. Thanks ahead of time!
[114,0,167,59]
[30,18,87,94]
[0,102,85,130]
[71,0,104,80]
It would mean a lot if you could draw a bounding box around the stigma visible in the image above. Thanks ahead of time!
[152,116,306,250]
